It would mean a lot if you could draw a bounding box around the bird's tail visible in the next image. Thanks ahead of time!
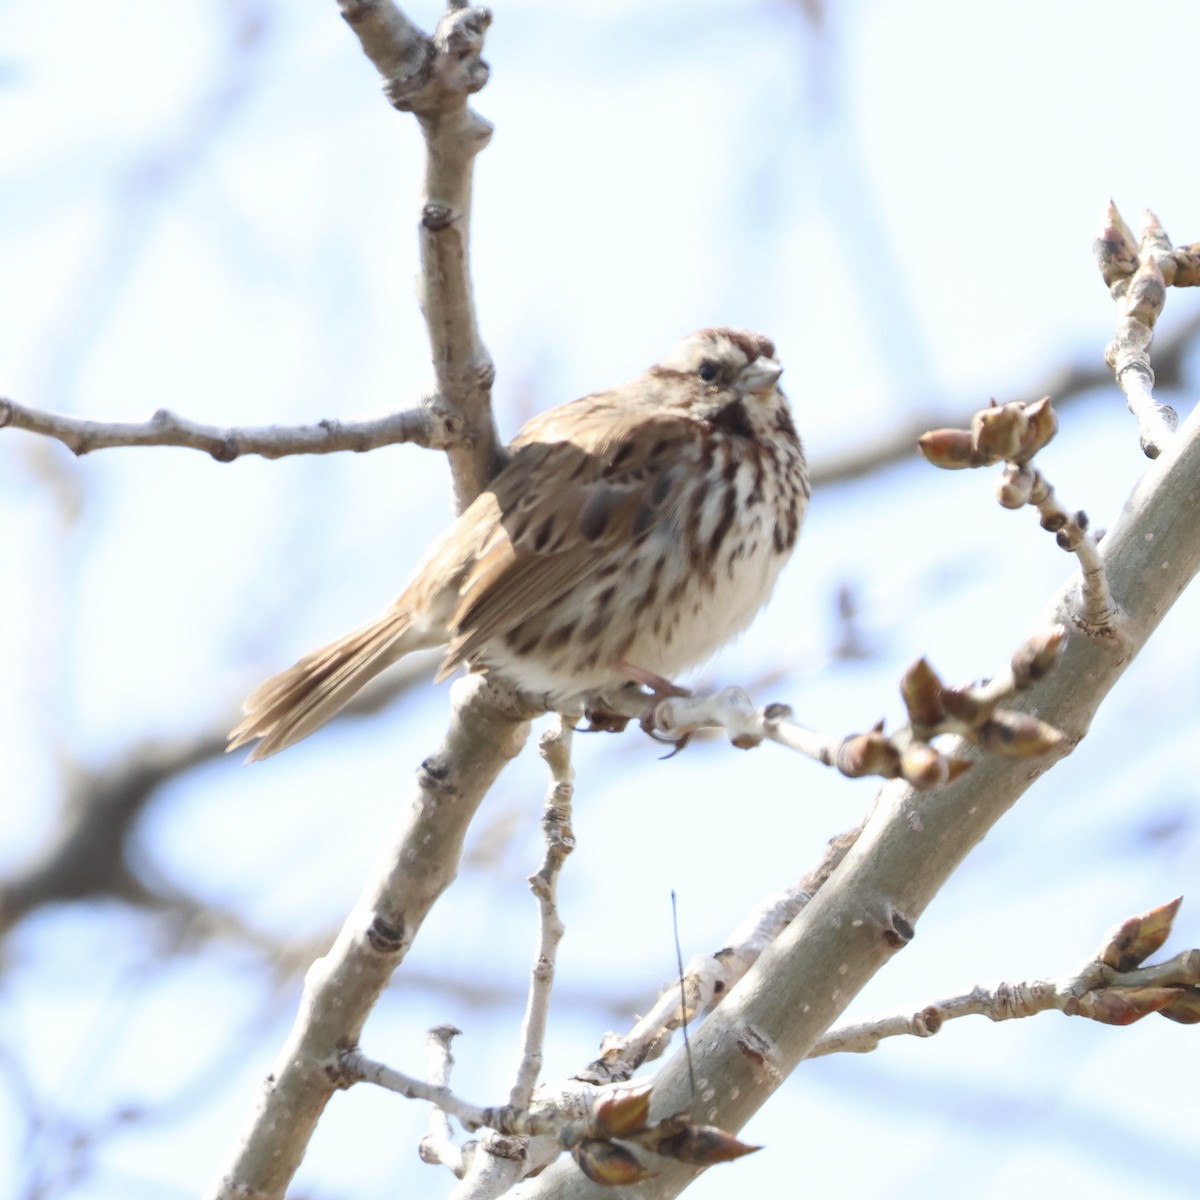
[228,610,424,761]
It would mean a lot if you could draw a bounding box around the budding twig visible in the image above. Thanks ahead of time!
[337,1047,758,1185]
[602,625,1066,789]
[1094,201,1200,459]
[920,395,1120,635]
[811,897,1200,1055]
[1022,466,1115,628]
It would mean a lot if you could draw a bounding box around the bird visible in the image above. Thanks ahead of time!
[228,328,809,761]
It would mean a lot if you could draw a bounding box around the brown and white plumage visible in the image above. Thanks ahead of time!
[229,329,809,760]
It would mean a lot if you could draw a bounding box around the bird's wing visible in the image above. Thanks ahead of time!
[439,393,692,674]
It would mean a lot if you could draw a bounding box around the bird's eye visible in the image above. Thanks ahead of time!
[698,360,720,383]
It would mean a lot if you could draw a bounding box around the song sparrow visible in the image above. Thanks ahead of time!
[229,328,809,760]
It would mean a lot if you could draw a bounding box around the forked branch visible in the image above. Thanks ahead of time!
[339,0,504,507]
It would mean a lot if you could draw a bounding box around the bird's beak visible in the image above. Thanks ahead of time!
[738,356,784,397]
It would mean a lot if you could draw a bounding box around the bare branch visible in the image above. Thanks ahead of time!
[339,0,504,508]
[3,0,503,502]
[512,719,577,1106]
[577,828,863,1089]
[342,1044,502,1131]
[206,674,535,1200]
[0,396,465,461]
[419,1026,467,1177]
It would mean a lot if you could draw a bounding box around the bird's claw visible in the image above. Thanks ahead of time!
[579,703,632,734]
[617,662,693,756]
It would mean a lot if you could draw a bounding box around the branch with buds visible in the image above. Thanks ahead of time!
[1094,201,1200,459]
[574,792,1200,1098]
[594,626,1066,791]
[337,1047,759,1188]
[813,897,1200,1056]
[920,395,1120,634]
[579,892,1197,1123]
[400,902,1190,1190]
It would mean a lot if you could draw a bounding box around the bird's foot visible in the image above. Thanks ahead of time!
[618,663,694,755]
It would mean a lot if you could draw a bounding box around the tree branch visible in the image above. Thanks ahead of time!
[0,653,439,933]
[809,305,1200,489]
[576,828,863,1089]
[206,674,535,1200]
[512,720,577,1106]
[339,0,504,508]
[419,1026,468,1177]
[1094,202,1200,459]
[920,395,1120,633]
[813,900,1200,1056]
[0,397,465,461]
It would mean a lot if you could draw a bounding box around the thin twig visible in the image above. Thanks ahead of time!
[575,830,864,1089]
[1024,468,1118,630]
[670,890,696,1099]
[418,1025,466,1176]
[1093,202,1200,458]
[0,397,464,461]
[511,718,577,1108]
[812,939,1200,1057]
[922,395,1123,637]
[576,887,811,1087]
